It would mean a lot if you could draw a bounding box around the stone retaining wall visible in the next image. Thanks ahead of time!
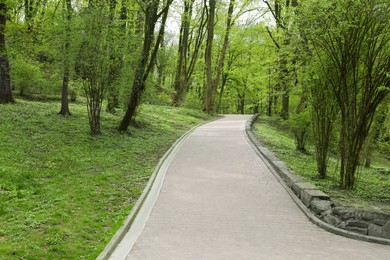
[267,148,390,240]
[245,122,390,243]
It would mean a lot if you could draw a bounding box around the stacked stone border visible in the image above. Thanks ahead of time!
[245,115,390,246]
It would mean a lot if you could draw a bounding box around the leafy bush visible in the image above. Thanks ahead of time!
[286,110,311,152]
[11,58,46,96]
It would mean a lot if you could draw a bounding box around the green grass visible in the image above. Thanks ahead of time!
[254,116,390,213]
[0,99,213,259]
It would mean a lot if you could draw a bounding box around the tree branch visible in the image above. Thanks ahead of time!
[266,26,280,49]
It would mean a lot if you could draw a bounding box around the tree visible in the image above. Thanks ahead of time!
[105,0,126,114]
[59,0,72,116]
[172,0,207,106]
[307,61,339,179]
[203,0,216,113]
[263,0,298,119]
[0,1,13,104]
[76,2,112,134]
[118,0,173,131]
[301,0,390,188]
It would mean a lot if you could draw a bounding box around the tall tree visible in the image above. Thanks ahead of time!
[212,0,235,108]
[76,1,112,134]
[59,0,72,116]
[203,0,216,113]
[263,0,298,119]
[301,0,390,189]
[0,1,13,104]
[118,0,172,131]
[172,0,207,106]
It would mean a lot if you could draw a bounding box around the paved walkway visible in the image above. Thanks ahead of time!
[110,115,390,259]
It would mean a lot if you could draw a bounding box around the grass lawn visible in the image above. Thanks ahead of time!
[0,99,213,259]
[253,116,390,214]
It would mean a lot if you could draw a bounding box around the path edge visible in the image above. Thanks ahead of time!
[245,114,390,246]
[96,116,220,260]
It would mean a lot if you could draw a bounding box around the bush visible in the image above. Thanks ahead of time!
[287,110,311,152]
[11,58,46,96]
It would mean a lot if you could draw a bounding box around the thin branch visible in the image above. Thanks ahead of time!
[266,26,280,49]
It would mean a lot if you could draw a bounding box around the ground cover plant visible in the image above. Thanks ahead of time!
[0,99,212,259]
[254,116,390,213]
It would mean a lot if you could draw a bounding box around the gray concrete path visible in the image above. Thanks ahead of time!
[112,115,390,259]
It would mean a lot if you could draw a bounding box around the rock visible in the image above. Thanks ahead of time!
[310,199,333,215]
[322,213,342,226]
[292,182,316,198]
[302,190,330,207]
[337,222,347,229]
[332,206,356,220]
[283,172,302,188]
[368,223,383,237]
[346,220,369,228]
[346,226,367,235]
[356,209,389,221]
[381,221,390,239]
[372,219,387,226]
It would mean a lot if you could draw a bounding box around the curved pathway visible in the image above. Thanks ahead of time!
[110,115,390,259]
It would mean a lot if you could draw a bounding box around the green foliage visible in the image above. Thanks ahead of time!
[10,58,46,95]
[0,99,213,259]
[297,0,390,189]
[285,110,311,152]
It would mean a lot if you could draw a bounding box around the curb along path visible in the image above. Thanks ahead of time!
[107,115,390,259]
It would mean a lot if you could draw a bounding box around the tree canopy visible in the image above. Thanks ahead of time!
[0,0,388,189]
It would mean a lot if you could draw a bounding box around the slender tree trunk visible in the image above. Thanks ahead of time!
[173,0,193,106]
[0,2,13,104]
[106,0,121,114]
[119,0,171,131]
[203,0,216,113]
[216,72,228,113]
[173,0,206,106]
[59,0,72,115]
[212,0,234,106]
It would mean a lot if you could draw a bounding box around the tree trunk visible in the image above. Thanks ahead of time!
[172,0,193,106]
[0,2,13,104]
[59,66,71,115]
[119,0,171,131]
[203,0,216,113]
[216,72,228,113]
[212,0,234,110]
[59,0,72,116]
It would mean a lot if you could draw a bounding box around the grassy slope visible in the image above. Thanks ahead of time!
[0,100,213,259]
[254,116,390,213]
